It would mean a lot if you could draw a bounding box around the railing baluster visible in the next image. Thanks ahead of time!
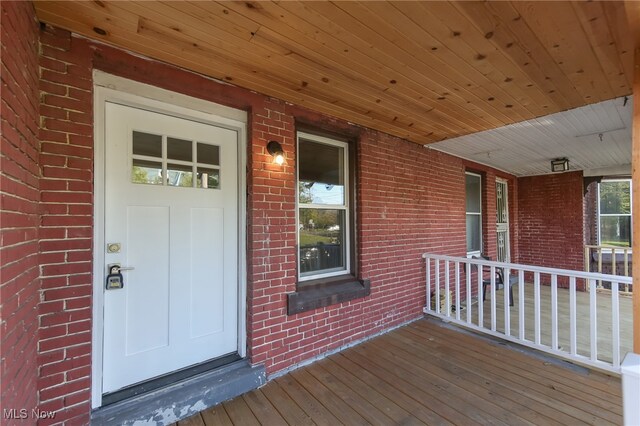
[569,276,577,356]
[490,265,497,332]
[455,261,460,321]
[611,248,616,276]
[597,250,603,289]
[435,260,441,314]
[504,267,511,337]
[534,272,541,345]
[477,263,483,328]
[624,248,630,293]
[612,281,620,368]
[445,260,450,317]
[590,278,598,361]
[426,258,431,312]
[518,269,525,340]
[551,275,558,350]
[466,262,471,324]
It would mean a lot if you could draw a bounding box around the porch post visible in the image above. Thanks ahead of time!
[635,58,640,353]
[632,6,640,354]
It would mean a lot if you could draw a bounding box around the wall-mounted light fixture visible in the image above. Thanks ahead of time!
[267,141,285,165]
[551,157,569,173]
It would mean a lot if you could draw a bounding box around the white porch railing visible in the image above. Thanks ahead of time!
[585,245,632,293]
[422,253,633,374]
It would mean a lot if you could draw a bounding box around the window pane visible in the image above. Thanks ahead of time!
[167,137,192,162]
[466,174,481,213]
[298,140,345,205]
[600,181,631,214]
[132,159,163,185]
[197,167,220,189]
[167,163,193,187]
[197,143,220,166]
[600,216,631,247]
[466,214,481,252]
[299,208,346,275]
[133,131,162,157]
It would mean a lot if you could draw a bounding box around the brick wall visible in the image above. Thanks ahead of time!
[0,1,41,421]
[37,26,94,424]
[517,171,584,276]
[1,17,523,422]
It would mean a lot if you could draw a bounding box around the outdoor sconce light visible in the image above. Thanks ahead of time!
[551,157,569,173]
[267,141,285,165]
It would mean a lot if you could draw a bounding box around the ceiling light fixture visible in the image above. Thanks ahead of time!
[551,157,569,173]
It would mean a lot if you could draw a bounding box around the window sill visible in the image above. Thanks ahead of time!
[287,276,371,315]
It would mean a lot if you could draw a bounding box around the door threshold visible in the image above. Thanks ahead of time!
[103,353,241,406]
[92,359,266,425]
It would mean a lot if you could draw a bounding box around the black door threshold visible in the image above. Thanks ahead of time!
[91,359,266,425]
[102,353,242,406]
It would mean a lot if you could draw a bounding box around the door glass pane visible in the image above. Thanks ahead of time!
[298,140,345,205]
[299,208,346,275]
[600,216,631,247]
[600,181,631,214]
[466,174,481,213]
[466,214,481,252]
[167,137,192,162]
[167,163,193,187]
[132,159,163,185]
[197,143,220,166]
[197,168,220,189]
[133,131,162,157]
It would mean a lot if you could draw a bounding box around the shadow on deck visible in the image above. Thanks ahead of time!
[176,318,621,425]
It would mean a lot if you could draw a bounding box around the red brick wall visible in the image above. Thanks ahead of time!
[38,26,94,424]
[517,171,584,273]
[1,19,521,422]
[0,1,41,421]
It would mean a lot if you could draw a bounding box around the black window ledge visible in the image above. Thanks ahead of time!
[287,276,371,315]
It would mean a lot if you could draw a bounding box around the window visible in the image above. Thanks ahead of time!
[598,179,632,247]
[297,132,350,280]
[465,172,482,254]
[131,131,220,189]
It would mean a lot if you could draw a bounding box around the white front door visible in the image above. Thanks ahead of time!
[496,179,510,263]
[102,102,239,394]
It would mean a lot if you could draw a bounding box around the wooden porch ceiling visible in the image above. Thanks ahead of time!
[34,1,635,145]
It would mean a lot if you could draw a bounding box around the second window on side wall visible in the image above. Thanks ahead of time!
[598,179,632,248]
[297,133,350,280]
[466,172,482,255]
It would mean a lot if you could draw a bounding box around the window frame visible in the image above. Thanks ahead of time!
[465,171,483,256]
[296,131,351,282]
[597,178,632,249]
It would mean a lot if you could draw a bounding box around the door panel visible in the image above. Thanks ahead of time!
[102,102,238,394]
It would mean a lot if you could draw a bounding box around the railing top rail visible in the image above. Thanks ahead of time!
[585,244,632,250]
[422,252,633,283]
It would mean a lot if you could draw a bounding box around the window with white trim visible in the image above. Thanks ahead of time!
[465,172,482,254]
[297,132,350,280]
[598,179,632,248]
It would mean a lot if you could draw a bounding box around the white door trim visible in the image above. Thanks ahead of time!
[91,72,247,408]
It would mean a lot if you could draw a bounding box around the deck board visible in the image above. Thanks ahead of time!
[178,318,622,425]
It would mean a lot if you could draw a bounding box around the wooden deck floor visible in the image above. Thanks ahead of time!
[478,284,633,365]
[176,318,622,426]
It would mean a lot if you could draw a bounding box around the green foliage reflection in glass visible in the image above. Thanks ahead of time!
[600,181,630,215]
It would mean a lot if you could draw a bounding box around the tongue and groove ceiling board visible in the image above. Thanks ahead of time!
[34,1,634,145]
